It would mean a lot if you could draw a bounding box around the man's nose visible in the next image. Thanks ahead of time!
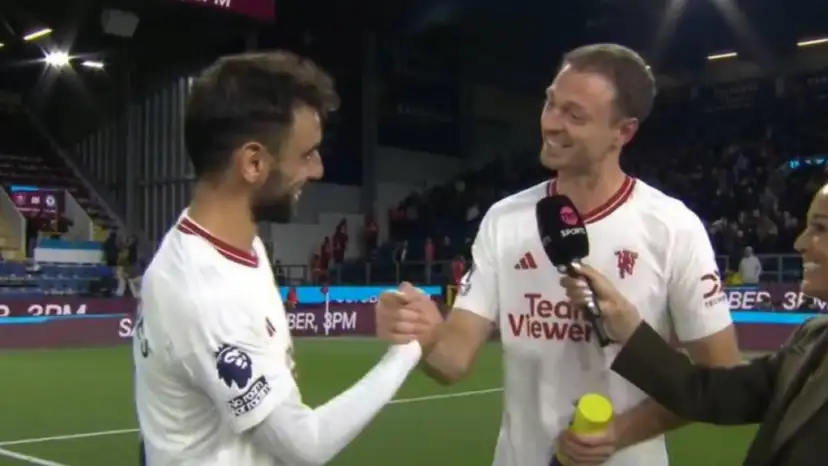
[311,165,324,180]
[308,156,324,180]
[541,108,564,132]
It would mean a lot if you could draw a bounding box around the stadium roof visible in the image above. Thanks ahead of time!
[0,0,271,139]
[398,0,828,78]
[0,0,826,141]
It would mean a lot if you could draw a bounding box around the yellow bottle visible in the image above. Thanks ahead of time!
[551,393,614,465]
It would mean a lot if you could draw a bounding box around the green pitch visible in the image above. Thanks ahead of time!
[0,340,757,465]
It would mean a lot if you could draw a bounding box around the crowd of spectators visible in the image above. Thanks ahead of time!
[378,69,828,285]
[7,62,828,290]
[279,218,352,285]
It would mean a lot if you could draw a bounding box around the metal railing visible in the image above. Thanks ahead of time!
[715,253,800,283]
[275,253,802,286]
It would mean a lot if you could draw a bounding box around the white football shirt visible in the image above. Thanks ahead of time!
[134,215,295,466]
[454,177,732,466]
[134,214,423,466]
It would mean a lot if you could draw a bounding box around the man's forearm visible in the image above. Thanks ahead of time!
[420,323,475,385]
[420,359,455,385]
[613,398,687,450]
[252,342,422,465]
[419,308,492,385]
[421,336,465,385]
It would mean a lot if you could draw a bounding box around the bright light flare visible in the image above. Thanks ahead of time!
[44,51,70,68]
[797,37,828,48]
[24,28,52,41]
[81,60,105,69]
[707,51,738,61]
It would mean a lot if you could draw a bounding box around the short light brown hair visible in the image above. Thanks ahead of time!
[562,43,656,123]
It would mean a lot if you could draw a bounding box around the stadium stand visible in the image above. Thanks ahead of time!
[0,97,115,240]
[0,0,265,297]
[0,89,118,294]
[377,68,828,285]
[0,261,112,298]
[3,1,828,290]
[0,0,825,292]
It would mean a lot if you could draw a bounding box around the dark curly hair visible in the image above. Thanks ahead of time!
[184,51,340,178]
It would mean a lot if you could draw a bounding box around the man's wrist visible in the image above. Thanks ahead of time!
[417,321,443,357]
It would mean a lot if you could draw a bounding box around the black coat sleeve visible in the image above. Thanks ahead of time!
[611,322,783,425]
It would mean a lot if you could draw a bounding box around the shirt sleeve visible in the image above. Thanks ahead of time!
[453,209,500,322]
[251,342,422,465]
[611,322,779,425]
[667,210,733,342]
[177,293,423,465]
[178,295,295,434]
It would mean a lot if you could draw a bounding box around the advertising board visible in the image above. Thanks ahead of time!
[279,285,442,304]
[9,185,64,218]
[0,285,819,351]
[0,286,440,349]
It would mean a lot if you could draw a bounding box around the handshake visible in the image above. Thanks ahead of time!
[373,262,648,352]
[370,267,654,466]
[374,282,444,349]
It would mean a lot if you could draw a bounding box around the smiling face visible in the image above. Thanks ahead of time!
[184,52,339,224]
[241,105,324,223]
[539,64,639,175]
[795,184,828,299]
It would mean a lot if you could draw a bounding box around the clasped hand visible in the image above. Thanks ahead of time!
[375,282,443,347]
[555,422,618,466]
[373,269,639,465]
[556,263,646,465]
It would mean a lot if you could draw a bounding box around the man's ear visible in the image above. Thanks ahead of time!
[615,118,639,149]
[235,141,268,184]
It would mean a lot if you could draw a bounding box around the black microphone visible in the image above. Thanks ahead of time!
[535,195,613,347]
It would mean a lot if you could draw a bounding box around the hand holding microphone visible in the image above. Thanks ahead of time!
[559,263,643,344]
[536,195,643,346]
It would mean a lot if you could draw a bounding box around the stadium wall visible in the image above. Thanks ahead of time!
[72,75,475,250]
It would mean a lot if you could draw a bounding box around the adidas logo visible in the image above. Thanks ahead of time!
[514,252,537,270]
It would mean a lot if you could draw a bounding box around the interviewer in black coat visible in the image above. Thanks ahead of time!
[559,186,828,466]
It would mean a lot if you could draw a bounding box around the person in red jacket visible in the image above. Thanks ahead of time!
[320,236,332,269]
[451,255,465,286]
[332,227,346,263]
[310,253,324,284]
[364,218,378,253]
[286,286,298,310]
[424,238,435,263]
